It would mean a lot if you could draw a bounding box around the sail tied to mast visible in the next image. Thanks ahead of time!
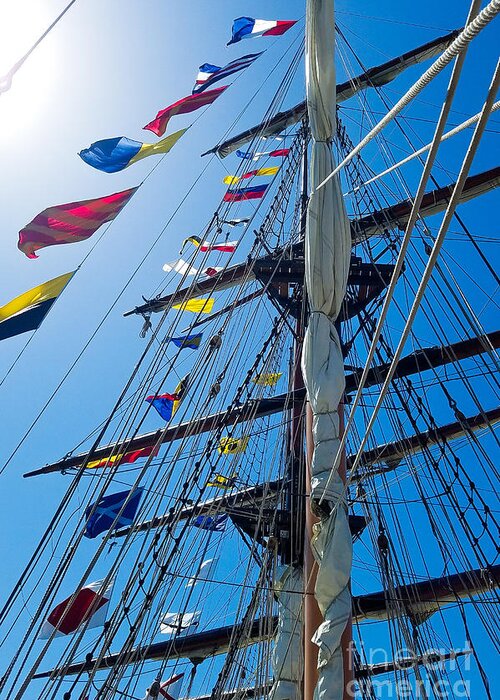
[301,0,352,698]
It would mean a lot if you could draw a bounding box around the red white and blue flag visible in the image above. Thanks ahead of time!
[228,17,297,45]
[223,184,268,202]
[236,148,290,161]
[193,53,262,94]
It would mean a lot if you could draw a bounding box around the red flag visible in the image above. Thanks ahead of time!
[39,578,113,639]
[144,87,228,136]
[18,187,137,259]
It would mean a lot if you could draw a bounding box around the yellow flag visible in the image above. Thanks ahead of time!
[0,271,75,342]
[173,297,215,314]
[129,128,189,166]
[218,436,249,455]
[223,166,279,185]
[207,473,238,489]
[252,372,283,387]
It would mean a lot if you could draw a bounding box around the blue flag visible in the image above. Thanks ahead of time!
[84,488,143,539]
[168,333,203,350]
[192,513,228,532]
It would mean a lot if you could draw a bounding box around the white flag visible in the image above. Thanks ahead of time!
[186,558,218,588]
[160,610,201,636]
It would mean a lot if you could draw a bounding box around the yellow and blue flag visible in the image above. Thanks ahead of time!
[168,333,203,350]
[79,128,187,173]
[0,271,74,342]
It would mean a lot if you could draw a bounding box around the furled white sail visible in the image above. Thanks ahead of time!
[269,565,304,700]
[301,1,352,698]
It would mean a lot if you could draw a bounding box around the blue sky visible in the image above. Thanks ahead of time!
[0,1,498,698]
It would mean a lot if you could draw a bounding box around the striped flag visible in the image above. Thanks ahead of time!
[193,53,262,94]
[167,333,203,350]
[223,184,268,202]
[180,235,238,254]
[236,148,289,161]
[0,271,74,342]
[223,166,279,185]
[86,446,156,470]
[144,87,228,136]
[18,188,137,259]
[39,578,113,639]
[228,17,297,45]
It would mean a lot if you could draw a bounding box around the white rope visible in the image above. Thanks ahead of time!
[319,0,485,504]
[348,100,500,193]
[348,59,500,477]
[314,0,500,192]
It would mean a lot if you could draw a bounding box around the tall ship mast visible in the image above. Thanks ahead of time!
[0,2,498,700]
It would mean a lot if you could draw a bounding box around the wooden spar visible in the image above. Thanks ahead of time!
[139,649,470,700]
[349,405,500,479]
[353,166,499,240]
[33,564,499,678]
[108,403,498,538]
[23,331,500,477]
[201,30,461,158]
[159,650,470,700]
[124,167,499,318]
[113,481,282,536]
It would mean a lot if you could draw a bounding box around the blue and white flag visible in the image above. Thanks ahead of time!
[193,53,262,94]
[192,513,228,532]
[228,17,297,46]
[84,488,143,539]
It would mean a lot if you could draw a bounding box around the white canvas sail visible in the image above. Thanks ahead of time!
[301,1,352,698]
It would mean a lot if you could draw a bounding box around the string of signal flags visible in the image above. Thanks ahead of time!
[1,16,296,344]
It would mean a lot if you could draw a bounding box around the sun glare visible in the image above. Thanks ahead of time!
[0,5,58,144]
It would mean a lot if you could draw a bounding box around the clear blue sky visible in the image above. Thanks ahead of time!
[0,1,498,698]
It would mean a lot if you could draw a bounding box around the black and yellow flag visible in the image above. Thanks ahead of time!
[206,473,238,489]
[252,372,283,387]
[0,271,74,342]
[218,436,249,455]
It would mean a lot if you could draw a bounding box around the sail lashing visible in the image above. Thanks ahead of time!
[300,1,353,698]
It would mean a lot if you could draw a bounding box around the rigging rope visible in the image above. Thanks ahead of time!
[0,0,79,94]
[315,0,500,191]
